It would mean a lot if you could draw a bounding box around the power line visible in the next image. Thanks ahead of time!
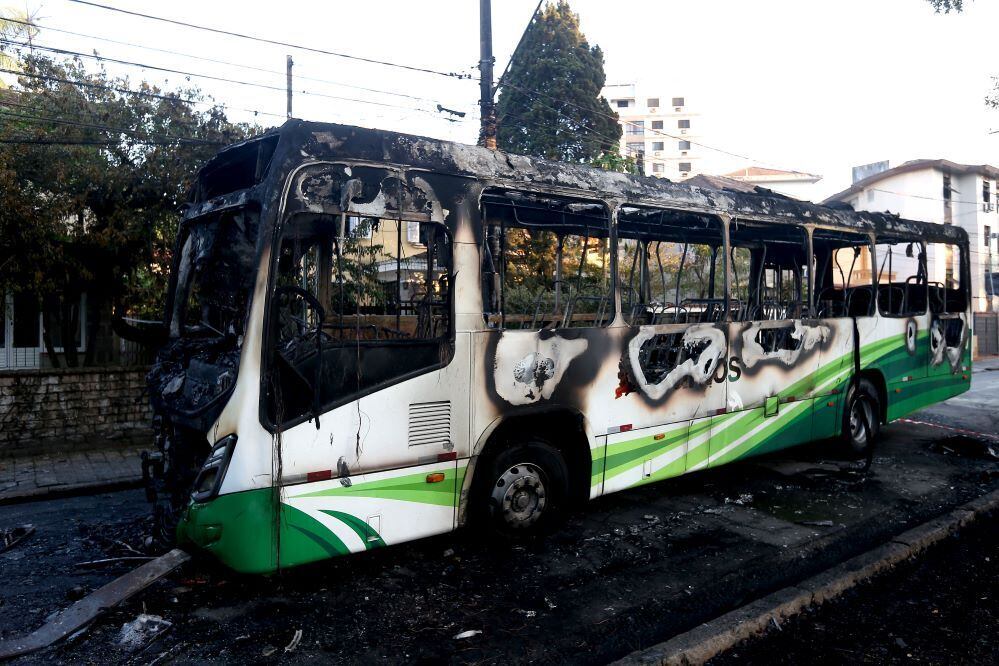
[66,0,474,81]
[0,66,288,121]
[0,39,463,119]
[1,16,447,106]
[0,108,224,145]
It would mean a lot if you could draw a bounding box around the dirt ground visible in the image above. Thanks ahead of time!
[1,417,996,665]
[710,513,998,665]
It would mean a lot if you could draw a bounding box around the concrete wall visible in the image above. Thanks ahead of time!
[0,367,152,453]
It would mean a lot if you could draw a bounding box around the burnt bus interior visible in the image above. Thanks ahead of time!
[616,206,725,325]
[267,206,453,426]
[480,189,612,329]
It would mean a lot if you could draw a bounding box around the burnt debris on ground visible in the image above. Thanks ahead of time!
[0,421,996,664]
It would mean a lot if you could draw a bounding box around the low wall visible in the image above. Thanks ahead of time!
[0,367,152,454]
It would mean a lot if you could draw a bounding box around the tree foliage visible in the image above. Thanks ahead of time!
[496,0,621,163]
[0,51,256,366]
[926,0,964,12]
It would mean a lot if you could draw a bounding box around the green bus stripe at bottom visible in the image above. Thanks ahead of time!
[320,509,386,549]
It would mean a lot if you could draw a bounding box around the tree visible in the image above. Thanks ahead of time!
[496,1,621,163]
[926,0,964,12]
[0,52,256,367]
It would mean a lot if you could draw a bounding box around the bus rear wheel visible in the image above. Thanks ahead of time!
[842,378,880,458]
[477,439,569,536]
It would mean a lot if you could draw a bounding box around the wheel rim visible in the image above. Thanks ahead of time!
[849,397,874,446]
[491,463,548,529]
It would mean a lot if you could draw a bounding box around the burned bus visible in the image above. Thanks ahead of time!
[144,120,971,573]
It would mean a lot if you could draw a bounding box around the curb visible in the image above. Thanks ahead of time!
[612,488,999,666]
[0,477,143,506]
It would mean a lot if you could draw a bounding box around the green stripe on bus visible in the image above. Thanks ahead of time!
[320,509,386,549]
[294,467,460,506]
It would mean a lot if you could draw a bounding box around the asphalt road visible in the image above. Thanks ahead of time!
[1,369,997,664]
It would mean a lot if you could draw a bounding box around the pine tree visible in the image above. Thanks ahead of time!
[496,1,621,163]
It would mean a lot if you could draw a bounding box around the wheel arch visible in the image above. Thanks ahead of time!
[857,368,888,425]
[456,405,596,527]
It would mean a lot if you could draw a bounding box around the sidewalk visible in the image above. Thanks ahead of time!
[974,355,999,372]
[0,443,146,503]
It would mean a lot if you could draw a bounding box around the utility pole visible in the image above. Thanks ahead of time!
[286,55,294,119]
[478,0,497,149]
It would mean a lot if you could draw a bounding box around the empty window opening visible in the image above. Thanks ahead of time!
[729,222,809,321]
[481,189,611,330]
[269,200,453,424]
[616,206,724,326]
[875,238,926,317]
[812,229,875,318]
[927,242,967,314]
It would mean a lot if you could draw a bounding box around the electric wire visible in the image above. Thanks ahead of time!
[0,16,444,105]
[0,39,465,120]
[0,108,225,145]
[66,0,474,81]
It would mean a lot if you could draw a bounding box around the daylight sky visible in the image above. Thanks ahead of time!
[7,0,999,198]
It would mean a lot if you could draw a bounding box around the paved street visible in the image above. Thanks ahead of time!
[0,371,997,664]
[0,443,146,503]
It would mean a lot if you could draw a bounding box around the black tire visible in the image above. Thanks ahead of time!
[841,377,881,458]
[473,438,570,536]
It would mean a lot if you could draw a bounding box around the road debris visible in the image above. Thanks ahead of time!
[453,630,482,640]
[799,520,835,527]
[726,493,754,506]
[118,613,172,649]
[1,524,35,553]
[75,556,156,568]
[284,629,303,653]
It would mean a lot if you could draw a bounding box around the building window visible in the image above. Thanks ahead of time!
[626,142,644,156]
[867,189,876,202]
[678,119,690,129]
[646,98,659,108]
[625,121,644,135]
[671,97,684,107]
[679,162,692,173]
[678,140,691,150]
[652,163,664,174]
[652,141,664,151]
[615,99,630,108]
[943,174,952,201]
[984,179,991,203]
[651,120,663,130]
[986,225,992,248]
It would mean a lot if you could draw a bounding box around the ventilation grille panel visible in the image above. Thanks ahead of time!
[408,401,451,448]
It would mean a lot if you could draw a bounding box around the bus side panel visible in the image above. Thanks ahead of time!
[279,459,465,569]
[602,420,691,494]
[703,318,829,466]
[890,312,971,420]
[810,317,858,441]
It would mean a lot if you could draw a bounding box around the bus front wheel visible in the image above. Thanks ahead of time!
[476,439,569,536]
[842,377,880,457]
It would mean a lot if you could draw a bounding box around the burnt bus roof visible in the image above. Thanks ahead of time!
[191,119,967,245]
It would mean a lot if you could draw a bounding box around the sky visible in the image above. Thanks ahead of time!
[4,0,999,199]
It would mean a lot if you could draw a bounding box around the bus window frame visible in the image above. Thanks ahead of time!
[480,188,614,331]
[728,218,811,322]
[811,226,876,319]
[874,236,928,318]
[260,165,458,433]
[614,204,727,326]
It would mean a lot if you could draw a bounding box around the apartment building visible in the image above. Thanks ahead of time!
[602,84,701,180]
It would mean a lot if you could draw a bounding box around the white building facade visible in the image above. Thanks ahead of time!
[823,159,999,313]
[722,166,823,202]
[602,84,702,181]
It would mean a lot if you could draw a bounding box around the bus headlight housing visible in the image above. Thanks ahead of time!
[192,435,237,502]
